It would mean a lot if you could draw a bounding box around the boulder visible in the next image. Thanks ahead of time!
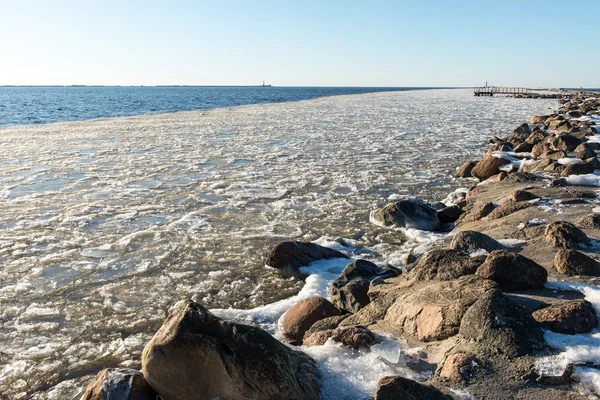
[454,160,478,178]
[542,150,568,161]
[371,200,441,231]
[561,162,595,176]
[455,201,495,225]
[531,142,552,158]
[554,249,600,276]
[408,249,485,282]
[438,352,479,383]
[81,368,156,400]
[513,142,533,153]
[384,276,498,342]
[586,157,600,170]
[265,241,348,276]
[576,147,596,160]
[302,326,376,349]
[330,259,396,313]
[470,156,511,181]
[374,376,451,400]
[544,221,590,249]
[532,300,598,334]
[437,205,463,224]
[476,250,547,291]
[282,297,342,343]
[303,315,348,340]
[526,131,547,145]
[485,200,532,220]
[509,189,539,202]
[531,115,551,124]
[141,301,320,400]
[550,134,581,152]
[450,230,504,253]
[577,213,600,229]
[459,290,545,357]
[544,163,565,174]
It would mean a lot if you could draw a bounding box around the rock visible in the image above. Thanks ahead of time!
[81,368,156,400]
[450,230,504,253]
[551,134,581,152]
[542,150,568,161]
[265,241,348,276]
[544,221,590,249]
[568,110,583,118]
[438,353,479,383]
[476,250,547,291]
[303,315,348,340]
[561,162,595,176]
[384,276,498,342]
[576,147,596,160]
[513,142,533,152]
[303,326,376,349]
[576,142,600,152]
[586,157,600,170]
[142,300,320,400]
[488,142,513,153]
[470,155,510,181]
[544,163,565,174]
[454,160,478,178]
[455,201,495,225]
[374,376,451,400]
[531,115,551,124]
[509,189,539,202]
[554,249,600,276]
[506,123,532,143]
[282,297,342,342]
[523,158,551,172]
[526,131,547,145]
[577,213,600,229]
[459,290,545,357]
[551,178,568,187]
[485,200,532,220]
[532,141,552,158]
[408,249,485,281]
[371,200,441,231]
[330,259,396,313]
[437,205,463,224]
[532,300,598,334]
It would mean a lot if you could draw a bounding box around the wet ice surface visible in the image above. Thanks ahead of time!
[0,89,555,398]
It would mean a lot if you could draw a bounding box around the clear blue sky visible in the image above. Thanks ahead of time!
[1,0,598,87]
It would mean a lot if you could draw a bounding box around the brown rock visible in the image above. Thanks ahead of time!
[371,200,441,231]
[438,353,479,383]
[454,160,478,178]
[554,249,600,276]
[485,200,532,220]
[282,297,342,342]
[531,141,552,158]
[526,131,547,145]
[509,189,539,202]
[561,162,595,176]
[408,249,484,282]
[141,301,320,400]
[470,155,510,181]
[530,115,551,124]
[542,150,568,161]
[81,368,156,400]
[551,134,581,152]
[437,205,463,224]
[384,276,498,342]
[532,299,598,334]
[450,230,504,253]
[544,221,590,249]
[303,315,348,340]
[455,201,495,225]
[513,142,533,153]
[265,241,348,276]
[374,376,451,400]
[303,326,376,349]
[577,213,600,229]
[476,250,547,291]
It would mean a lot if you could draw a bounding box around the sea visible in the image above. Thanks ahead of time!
[0,87,567,399]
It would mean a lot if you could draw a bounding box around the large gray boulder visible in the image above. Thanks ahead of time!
[330,259,397,313]
[265,241,348,276]
[371,200,441,231]
[80,368,156,400]
[459,290,545,357]
[141,301,320,400]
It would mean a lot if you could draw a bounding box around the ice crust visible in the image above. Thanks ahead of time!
[0,89,556,398]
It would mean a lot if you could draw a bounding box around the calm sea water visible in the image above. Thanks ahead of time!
[0,86,430,126]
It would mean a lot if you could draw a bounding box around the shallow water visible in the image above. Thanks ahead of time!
[0,89,556,398]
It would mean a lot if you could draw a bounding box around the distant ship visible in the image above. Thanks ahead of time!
[261,81,272,87]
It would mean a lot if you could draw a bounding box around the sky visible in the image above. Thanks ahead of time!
[0,0,598,88]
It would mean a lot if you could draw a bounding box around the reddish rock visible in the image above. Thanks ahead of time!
[282,297,342,342]
[303,326,376,349]
[470,155,510,181]
[532,300,598,334]
[544,221,590,249]
[554,249,600,276]
[439,353,479,383]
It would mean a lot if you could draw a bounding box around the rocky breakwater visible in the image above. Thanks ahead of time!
[79,91,600,399]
